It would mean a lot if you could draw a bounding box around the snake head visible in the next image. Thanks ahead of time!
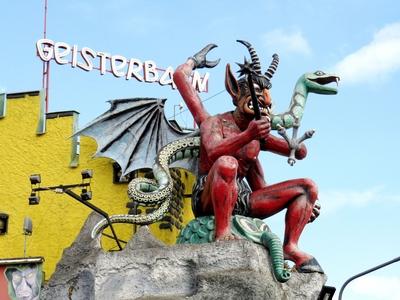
[190,44,220,69]
[303,71,340,95]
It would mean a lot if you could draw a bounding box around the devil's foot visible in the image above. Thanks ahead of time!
[296,257,324,274]
[283,245,323,273]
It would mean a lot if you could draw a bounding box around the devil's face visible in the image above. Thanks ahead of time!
[225,40,279,120]
[236,82,272,118]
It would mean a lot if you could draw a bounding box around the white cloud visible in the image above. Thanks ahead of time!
[334,22,400,84]
[262,29,312,56]
[344,275,400,300]
[320,186,400,214]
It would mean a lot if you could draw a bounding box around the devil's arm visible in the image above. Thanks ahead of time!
[246,159,267,191]
[263,134,307,160]
[173,59,210,127]
[201,116,255,162]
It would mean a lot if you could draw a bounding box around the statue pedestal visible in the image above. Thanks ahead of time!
[42,213,327,299]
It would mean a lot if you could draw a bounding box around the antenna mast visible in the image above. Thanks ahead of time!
[42,0,50,112]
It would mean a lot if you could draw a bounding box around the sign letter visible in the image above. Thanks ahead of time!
[159,66,176,89]
[192,71,209,92]
[36,39,54,62]
[126,58,144,81]
[77,47,96,72]
[97,52,110,75]
[110,55,127,78]
[71,45,78,68]
[54,42,71,65]
[143,60,159,83]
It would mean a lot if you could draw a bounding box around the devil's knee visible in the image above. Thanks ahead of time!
[214,156,238,182]
[301,178,318,202]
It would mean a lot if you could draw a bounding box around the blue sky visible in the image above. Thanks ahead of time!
[1,1,400,299]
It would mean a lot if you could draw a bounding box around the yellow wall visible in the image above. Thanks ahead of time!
[0,91,195,279]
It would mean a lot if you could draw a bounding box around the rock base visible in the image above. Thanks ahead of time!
[42,213,326,299]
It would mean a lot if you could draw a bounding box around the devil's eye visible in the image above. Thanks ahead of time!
[314,71,325,76]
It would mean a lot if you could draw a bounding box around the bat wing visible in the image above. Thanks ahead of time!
[74,97,190,176]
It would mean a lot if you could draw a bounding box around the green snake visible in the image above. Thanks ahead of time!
[271,70,339,129]
[177,215,291,283]
[91,70,339,239]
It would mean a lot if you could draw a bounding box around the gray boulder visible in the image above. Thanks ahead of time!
[42,213,327,299]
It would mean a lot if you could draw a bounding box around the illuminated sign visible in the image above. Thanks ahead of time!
[36,39,210,92]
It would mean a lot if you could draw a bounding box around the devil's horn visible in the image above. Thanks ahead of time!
[265,53,279,80]
[237,40,262,75]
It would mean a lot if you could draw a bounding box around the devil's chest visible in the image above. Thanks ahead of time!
[221,120,259,161]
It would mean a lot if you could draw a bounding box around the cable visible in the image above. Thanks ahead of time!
[169,89,226,119]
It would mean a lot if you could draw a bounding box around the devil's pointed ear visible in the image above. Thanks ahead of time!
[225,64,239,103]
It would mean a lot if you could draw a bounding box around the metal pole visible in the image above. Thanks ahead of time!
[45,62,50,113]
[246,72,266,148]
[64,189,123,251]
[43,0,50,112]
[173,105,177,120]
[101,232,127,245]
[338,255,400,300]
[33,182,90,192]
[23,235,27,257]
[43,0,48,39]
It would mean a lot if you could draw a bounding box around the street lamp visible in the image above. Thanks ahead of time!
[81,169,93,180]
[29,174,41,205]
[338,255,400,300]
[81,189,92,201]
[27,170,122,250]
[29,193,40,205]
[29,174,41,185]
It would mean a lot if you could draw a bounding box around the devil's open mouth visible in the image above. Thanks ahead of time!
[247,99,270,116]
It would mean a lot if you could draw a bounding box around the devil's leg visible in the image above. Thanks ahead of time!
[249,178,321,271]
[200,156,239,240]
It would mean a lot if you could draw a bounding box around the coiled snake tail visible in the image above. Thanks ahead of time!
[91,137,200,239]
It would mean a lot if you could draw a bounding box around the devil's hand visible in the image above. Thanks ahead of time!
[190,44,220,69]
[247,118,271,140]
[295,143,307,160]
[308,200,321,223]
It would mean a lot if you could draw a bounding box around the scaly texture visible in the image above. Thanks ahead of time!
[261,231,291,282]
[91,137,200,238]
[271,71,339,129]
[177,215,291,283]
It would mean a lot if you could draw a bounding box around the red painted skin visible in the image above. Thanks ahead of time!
[173,59,318,268]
